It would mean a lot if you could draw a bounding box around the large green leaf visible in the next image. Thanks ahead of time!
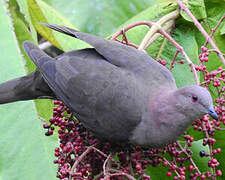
[160,21,200,87]
[0,1,57,179]
[194,1,225,73]
[186,140,211,172]
[27,0,88,51]
[180,0,207,21]
[16,0,37,42]
[220,22,225,35]
[45,0,158,36]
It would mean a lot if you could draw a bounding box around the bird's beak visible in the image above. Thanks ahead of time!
[208,106,218,120]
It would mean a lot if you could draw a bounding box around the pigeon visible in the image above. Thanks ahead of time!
[0,23,218,148]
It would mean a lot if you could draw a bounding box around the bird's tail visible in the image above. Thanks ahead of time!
[0,71,54,104]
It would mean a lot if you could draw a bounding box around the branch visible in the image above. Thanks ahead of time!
[111,21,152,41]
[107,169,136,180]
[147,19,175,48]
[138,9,179,50]
[177,142,201,174]
[69,145,95,180]
[103,153,112,179]
[169,50,180,71]
[201,123,216,179]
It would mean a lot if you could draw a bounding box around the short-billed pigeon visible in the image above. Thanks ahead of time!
[0,23,218,148]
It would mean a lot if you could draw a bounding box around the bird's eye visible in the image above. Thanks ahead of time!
[192,95,198,102]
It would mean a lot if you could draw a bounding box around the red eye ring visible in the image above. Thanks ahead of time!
[192,95,198,102]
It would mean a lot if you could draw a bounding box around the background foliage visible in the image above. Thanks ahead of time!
[0,0,224,179]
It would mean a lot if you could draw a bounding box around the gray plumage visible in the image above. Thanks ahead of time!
[0,24,218,148]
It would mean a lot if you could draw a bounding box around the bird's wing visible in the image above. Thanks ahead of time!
[39,23,147,69]
[39,23,176,88]
[23,41,142,141]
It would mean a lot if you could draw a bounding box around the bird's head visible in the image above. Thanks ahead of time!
[174,85,218,120]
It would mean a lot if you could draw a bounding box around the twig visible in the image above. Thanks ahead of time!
[111,21,151,40]
[201,123,216,179]
[107,169,136,180]
[92,146,120,167]
[145,19,175,48]
[156,38,168,60]
[103,153,112,178]
[169,50,180,71]
[177,142,201,174]
[162,157,180,177]
[69,145,95,180]
[215,127,225,131]
[177,0,225,66]
[204,14,225,47]
[114,39,139,49]
[208,49,225,57]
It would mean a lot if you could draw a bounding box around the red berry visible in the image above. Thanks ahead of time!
[203,57,208,62]
[188,165,194,171]
[217,148,221,153]
[54,152,60,157]
[189,137,194,142]
[179,175,185,180]
[179,60,184,64]
[43,123,49,129]
[217,170,222,176]
[200,174,206,179]
[166,171,172,177]
[195,66,200,71]
[179,171,185,176]
[201,46,208,52]
[205,171,211,178]
[136,164,141,170]
[163,161,168,167]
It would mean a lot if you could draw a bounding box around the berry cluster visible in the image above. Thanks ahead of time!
[158,58,184,69]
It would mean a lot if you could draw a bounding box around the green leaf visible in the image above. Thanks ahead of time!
[27,0,61,49]
[177,140,211,176]
[8,0,36,73]
[0,2,57,179]
[160,22,200,87]
[187,140,211,172]
[45,0,158,37]
[220,21,225,35]
[16,0,37,42]
[180,0,207,22]
[28,0,88,51]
